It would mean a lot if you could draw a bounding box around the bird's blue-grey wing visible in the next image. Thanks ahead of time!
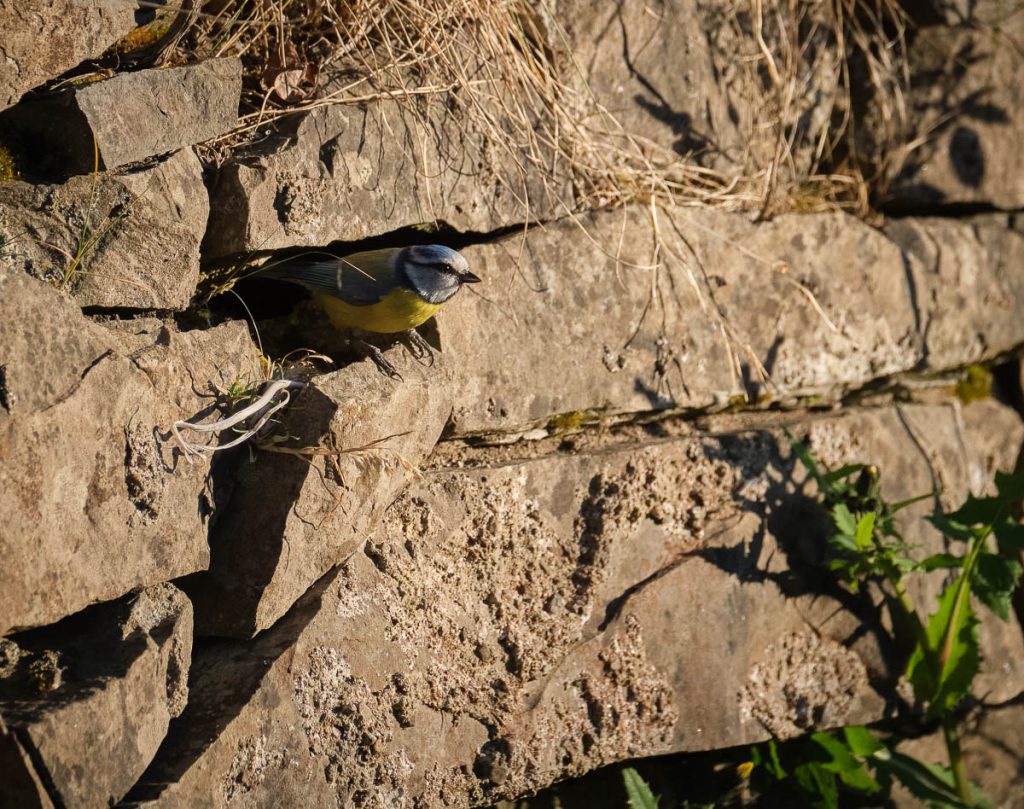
[259,251,395,306]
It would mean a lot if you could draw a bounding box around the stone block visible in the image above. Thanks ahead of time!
[0,148,209,310]
[0,269,261,632]
[0,583,192,808]
[0,0,136,112]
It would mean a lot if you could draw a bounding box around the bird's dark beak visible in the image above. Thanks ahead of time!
[461,271,482,284]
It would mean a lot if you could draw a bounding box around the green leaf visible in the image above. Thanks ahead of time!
[793,761,839,809]
[906,580,980,714]
[994,470,1024,502]
[917,552,964,572]
[788,434,827,488]
[994,520,1024,554]
[842,726,884,758]
[874,752,971,808]
[854,512,876,551]
[622,767,659,809]
[832,502,858,538]
[823,464,865,485]
[889,492,933,513]
[973,552,1022,621]
[808,732,880,794]
[764,739,786,780]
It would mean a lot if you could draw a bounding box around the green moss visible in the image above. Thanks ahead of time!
[0,145,18,182]
[547,410,592,434]
[114,21,172,54]
[954,364,992,404]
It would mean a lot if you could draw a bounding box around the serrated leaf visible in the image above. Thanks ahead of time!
[823,464,865,485]
[918,552,964,572]
[842,726,884,758]
[994,520,1024,554]
[808,732,880,794]
[622,767,659,809]
[830,533,860,554]
[907,580,980,714]
[994,470,1024,502]
[893,555,918,572]
[931,583,980,716]
[854,512,876,551]
[973,552,1022,621]
[832,502,857,537]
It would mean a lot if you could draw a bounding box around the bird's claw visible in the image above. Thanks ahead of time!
[356,340,403,380]
[403,329,435,366]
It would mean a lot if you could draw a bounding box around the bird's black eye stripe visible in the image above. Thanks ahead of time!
[409,258,457,274]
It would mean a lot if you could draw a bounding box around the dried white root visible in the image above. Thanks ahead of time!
[172,379,307,463]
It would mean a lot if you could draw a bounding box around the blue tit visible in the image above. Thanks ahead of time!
[258,245,480,333]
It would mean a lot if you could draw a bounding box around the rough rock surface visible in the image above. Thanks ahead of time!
[121,403,1024,808]
[2,8,1024,807]
[0,148,209,309]
[181,356,454,638]
[184,205,1024,639]
[0,0,137,112]
[0,269,261,632]
[884,16,1024,209]
[0,583,192,808]
[202,91,571,259]
[0,59,242,174]
[560,0,749,177]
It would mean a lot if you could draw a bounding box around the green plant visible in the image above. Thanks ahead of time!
[767,435,1024,807]
[622,766,660,809]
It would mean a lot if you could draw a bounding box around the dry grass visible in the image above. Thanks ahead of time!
[156,0,913,220]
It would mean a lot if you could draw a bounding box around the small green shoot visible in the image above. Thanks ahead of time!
[777,433,1024,807]
[622,767,660,809]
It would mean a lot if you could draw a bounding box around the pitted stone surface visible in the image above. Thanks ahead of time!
[121,403,1024,807]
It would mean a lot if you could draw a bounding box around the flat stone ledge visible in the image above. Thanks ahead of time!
[0,58,242,174]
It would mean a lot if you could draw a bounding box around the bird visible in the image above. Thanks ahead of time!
[257,244,480,334]
[256,244,480,377]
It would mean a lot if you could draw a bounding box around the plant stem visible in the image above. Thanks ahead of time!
[942,717,971,805]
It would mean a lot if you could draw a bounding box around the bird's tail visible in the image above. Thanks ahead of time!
[255,254,341,291]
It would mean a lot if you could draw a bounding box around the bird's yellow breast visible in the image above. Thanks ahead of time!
[313,288,443,334]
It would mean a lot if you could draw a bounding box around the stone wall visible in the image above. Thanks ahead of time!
[1,2,1023,808]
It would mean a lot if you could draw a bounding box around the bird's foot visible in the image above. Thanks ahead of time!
[355,340,403,380]
[402,329,435,366]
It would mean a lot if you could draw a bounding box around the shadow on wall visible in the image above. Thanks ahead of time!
[122,567,340,804]
[694,432,911,696]
[883,32,1010,208]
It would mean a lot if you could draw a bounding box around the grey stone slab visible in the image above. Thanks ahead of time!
[0,0,136,112]
[202,91,572,259]
[0,269,261,632]
[0,583,192,809]
[0,59,242,173]
[0,148,209,310]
